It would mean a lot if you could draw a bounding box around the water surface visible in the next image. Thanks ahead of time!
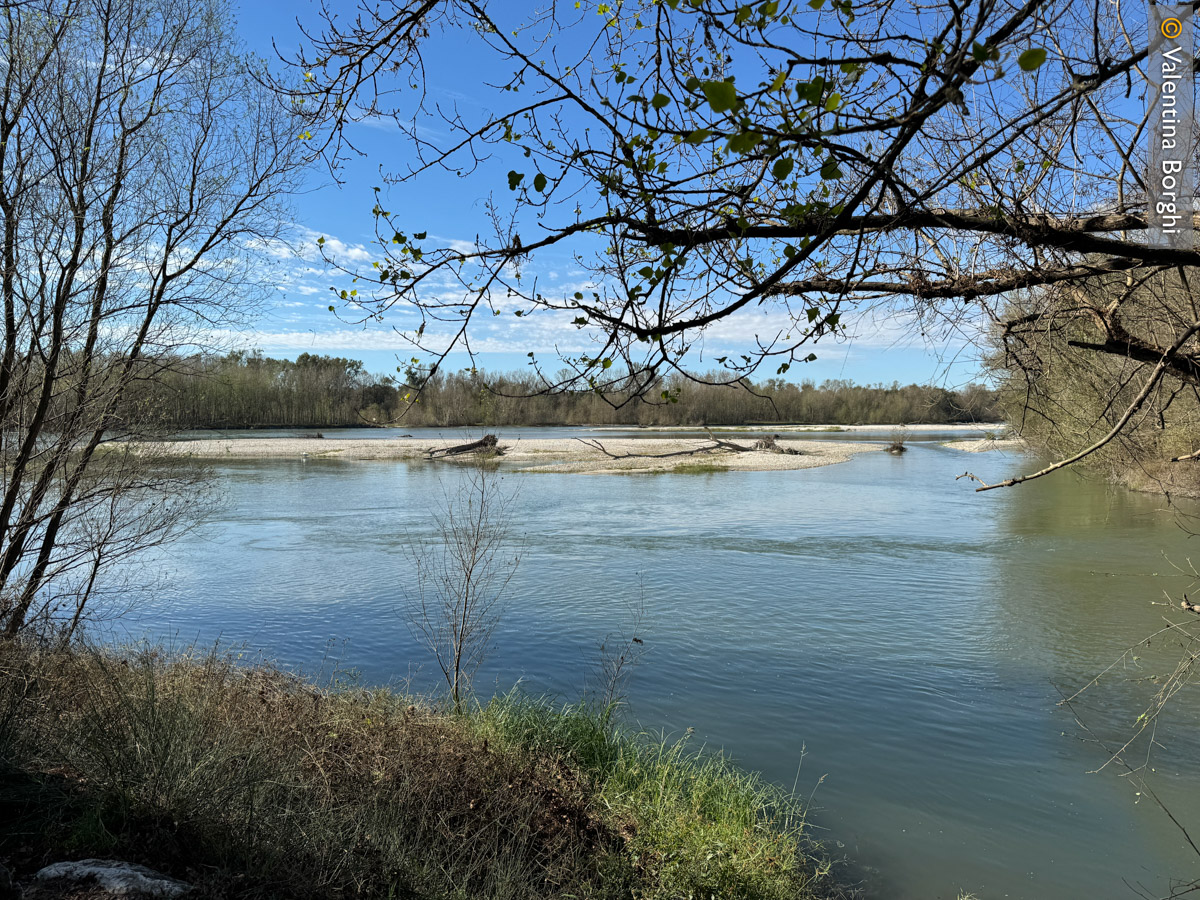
[123,430,1200,899]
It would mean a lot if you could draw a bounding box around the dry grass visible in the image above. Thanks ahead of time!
[0,643,847,900]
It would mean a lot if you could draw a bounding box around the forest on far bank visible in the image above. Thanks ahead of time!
[126,351,1002,430]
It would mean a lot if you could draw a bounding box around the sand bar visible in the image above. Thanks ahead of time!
[148,435,880,474]
[942,437,1027,453]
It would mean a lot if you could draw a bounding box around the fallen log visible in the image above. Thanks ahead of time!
[576,430,804,460]
[427,434,504,458]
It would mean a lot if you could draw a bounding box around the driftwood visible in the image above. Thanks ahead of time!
[577,430,803,460]
[709,429,803,455]
[575,438,726,460]
[427,434,504,459]
[752,434,803,455]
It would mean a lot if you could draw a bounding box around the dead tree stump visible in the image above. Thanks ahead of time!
[427,434,503,459]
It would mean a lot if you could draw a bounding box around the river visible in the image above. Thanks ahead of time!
[116,427,1200,899]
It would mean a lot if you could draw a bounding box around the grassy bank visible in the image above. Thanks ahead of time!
[0,644,847,900]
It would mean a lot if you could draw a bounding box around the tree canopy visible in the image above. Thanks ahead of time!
[286,0,1200,484]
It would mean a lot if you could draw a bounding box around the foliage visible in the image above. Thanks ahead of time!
[133,352,1000,428]
[127,352,382,430]
[0,643,848,900]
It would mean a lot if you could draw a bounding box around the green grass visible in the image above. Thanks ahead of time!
[670,462,731,475]
[0,644,846,900]
[609,462,731,476]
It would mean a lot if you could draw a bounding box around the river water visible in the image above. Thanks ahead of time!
[121,427,1200,899]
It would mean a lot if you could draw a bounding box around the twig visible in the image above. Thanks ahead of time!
[1057,685,1200,861]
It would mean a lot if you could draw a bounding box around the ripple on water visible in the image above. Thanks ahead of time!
[122,441,1200,900]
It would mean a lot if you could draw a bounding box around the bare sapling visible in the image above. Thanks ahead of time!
[590,587,647,721]
[403,464,520,711]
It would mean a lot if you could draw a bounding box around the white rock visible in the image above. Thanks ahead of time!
[34,859,191,897]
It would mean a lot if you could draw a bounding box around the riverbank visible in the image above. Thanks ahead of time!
[942,437,1027,453]
[0,643,848,900]
[148,435,880,474]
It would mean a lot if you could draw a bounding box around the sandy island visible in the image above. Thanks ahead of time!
[149,435,881,474]
[941,437,1027,453]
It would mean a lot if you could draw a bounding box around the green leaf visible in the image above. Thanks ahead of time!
[601,357,613,369]
[533,172,548,192]
[824,92,842,111]
[820,158,843,180]
[684,128,711,144]
[700,80,738,113]
[726,131,762,153]
[808,0,825,8]
[507,170,524,190]
[413,231,426,240]
[651,92,670,109]
[771,156,795,180]
[770,71,788,92]
[796,77,825,104]
[1018,48,1047,71]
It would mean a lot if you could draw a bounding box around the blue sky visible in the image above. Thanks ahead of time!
[232,0,988,388]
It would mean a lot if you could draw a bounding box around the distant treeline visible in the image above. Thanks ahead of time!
[130,352,1001,429]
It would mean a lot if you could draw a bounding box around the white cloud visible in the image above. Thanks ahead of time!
[244,223,982,377]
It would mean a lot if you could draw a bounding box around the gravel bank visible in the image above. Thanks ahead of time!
[942,438,1027,453]
[149,435,879,473]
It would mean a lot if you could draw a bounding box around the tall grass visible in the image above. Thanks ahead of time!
[0,643,846,900]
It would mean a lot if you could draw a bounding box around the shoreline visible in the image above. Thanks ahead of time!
[146,424,1025,473]
[941,436,1026,453]
[148,435,883,473]
[170,421,1005,434]
[0,643,846,900]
